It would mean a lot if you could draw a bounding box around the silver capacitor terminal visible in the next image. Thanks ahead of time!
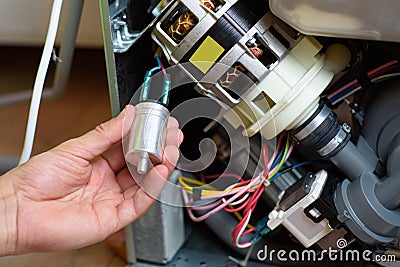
[126,101,170,175]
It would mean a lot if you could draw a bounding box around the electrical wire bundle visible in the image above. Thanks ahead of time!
[327,60,400,105]
[179,133,295,248]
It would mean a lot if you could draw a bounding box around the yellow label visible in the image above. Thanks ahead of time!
[189,36,225,73]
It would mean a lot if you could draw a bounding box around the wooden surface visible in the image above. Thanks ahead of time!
[0,47,126,267]
[0,47,112,156]
[0,242,125,267]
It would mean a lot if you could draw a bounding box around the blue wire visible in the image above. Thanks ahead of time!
[269,161,312,182]
[372,66,400,77]
[329,66,400,104]
[329,84,360,104]
[155,56,163,70]
[270,150,283,170]
[141,58,162,101]
[146,66,161,78]
[250,216,271,244]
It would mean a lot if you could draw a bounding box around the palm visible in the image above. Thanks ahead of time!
[5,106,182,253]
[11,152,124,251]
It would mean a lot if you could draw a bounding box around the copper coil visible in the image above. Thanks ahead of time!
[199,0,219,11]
[250,45,264,58]
[219,63,247,88]
[167,11,198,43]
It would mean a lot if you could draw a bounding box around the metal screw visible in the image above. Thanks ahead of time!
[342,123,351,133]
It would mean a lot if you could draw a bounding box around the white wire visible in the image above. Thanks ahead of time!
[221,183,250,206]
[331,86,361,105]
[371,73,400,81]
[331,73,400,105]
[235,210,253,249]
[19,0,63,164]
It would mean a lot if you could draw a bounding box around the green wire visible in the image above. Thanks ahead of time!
[269,134,292,179]
[373,77,393,84]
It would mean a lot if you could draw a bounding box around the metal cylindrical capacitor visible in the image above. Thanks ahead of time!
[126,101,170,175]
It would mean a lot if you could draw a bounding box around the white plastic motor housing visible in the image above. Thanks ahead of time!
[223,36,336,139]
[125,101,170,175]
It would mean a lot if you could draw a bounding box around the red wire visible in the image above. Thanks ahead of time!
[159,58,167,75]
[231,183,265,243]
[202,137,271,246]
[224,179,260,213]
[242,226,257,236]
[232,212,250,237]
[262,143,269,179]
[231,186,265,243]
[248,184,265,208]
[161,65,167,75]
[328,60,398,99]
[245,195,262,215]
[367,60,398,77]
[234,180,253,187]
[231,143,270,244]
[224,198,250,213]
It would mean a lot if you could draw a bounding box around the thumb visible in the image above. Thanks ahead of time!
[59,105,135,160]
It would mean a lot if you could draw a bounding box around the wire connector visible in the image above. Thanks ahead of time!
[251,216,270,244]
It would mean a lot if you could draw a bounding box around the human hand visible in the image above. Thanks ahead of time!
[0,105,183,255]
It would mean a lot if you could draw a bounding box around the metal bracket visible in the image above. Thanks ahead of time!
[109,0,140,53]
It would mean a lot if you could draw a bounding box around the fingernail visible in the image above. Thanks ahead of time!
[178,130,184,145]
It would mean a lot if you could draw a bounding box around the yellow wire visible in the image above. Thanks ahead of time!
[179,176,208,187]
[178,176,258,196]
[177,135,294,231]
[178,176,256,229]
[268,135,291,179]
[179,133,293,233]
